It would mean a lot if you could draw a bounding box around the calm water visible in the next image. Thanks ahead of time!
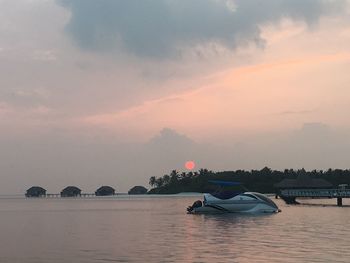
[1,195,350,263]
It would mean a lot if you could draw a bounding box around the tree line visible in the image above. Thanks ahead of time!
[148,167,350,194]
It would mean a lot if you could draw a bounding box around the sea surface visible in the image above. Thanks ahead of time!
[1,194,350,263]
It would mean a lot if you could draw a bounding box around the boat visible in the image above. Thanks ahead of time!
[187,180,280,214]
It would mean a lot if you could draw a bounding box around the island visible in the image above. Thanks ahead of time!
[147,167,350,194]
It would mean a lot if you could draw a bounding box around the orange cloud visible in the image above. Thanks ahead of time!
[83,51,350,137]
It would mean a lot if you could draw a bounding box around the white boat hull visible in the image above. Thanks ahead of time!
[188,192,280,214]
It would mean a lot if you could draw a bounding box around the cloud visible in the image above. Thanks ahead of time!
[147,128,195,153]
[1,87,50,108]
[59,0,345,58]
[32,50,57,61]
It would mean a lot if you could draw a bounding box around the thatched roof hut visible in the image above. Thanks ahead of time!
[274,174,332,189]
[25,186,46,197]
[61,186,81,197]
[95,186,115,196]
[128,186,148,195]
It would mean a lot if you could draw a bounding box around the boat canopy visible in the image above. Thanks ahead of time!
[207,180,244,199]
[210,190,242,200]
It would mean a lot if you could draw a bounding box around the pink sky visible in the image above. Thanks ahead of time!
[0,0,350,193]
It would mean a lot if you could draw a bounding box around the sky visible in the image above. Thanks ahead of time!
[0,0,350,194]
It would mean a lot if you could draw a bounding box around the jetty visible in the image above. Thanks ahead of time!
[275,173,349,206]
[279,187,350,206]
[34,193,98,198]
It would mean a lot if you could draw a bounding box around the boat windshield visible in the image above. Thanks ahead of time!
[253,192,278,209]
[211,190,241,200]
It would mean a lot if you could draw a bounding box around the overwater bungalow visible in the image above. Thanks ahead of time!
[95,186,115,196]
[25,186,46,197]
[274,173,332,190]
[274,173,333,204]
[61,186,81,197]
[128,186,148,195]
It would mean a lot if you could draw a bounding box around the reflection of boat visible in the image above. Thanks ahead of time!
[187,180,280,214]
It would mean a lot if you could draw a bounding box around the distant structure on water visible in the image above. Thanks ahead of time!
[128,186,148,195]
[95,186,115,196]
[25,186,46,197]
[274,173,332,190]
[275,173,335,204]
[61,186,81,197]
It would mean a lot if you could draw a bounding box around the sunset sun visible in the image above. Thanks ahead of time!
[185,160,196,170]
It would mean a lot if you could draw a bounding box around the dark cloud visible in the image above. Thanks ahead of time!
[59,0,345,58]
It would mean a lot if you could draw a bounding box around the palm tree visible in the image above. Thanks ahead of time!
[155,177,164,188]
[187,171,193,178]
[163,174,170,185]
[170,169,179,183]
[170,169,179,177]
[149,176,156,187]
[180,172,187,180]
[199,168,210,176]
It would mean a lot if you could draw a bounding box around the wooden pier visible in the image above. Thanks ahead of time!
[279,188,350,206]
[46,194,60,198]
[38,193,102,198]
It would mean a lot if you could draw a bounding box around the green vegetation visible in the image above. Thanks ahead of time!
[148,167,350,194]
